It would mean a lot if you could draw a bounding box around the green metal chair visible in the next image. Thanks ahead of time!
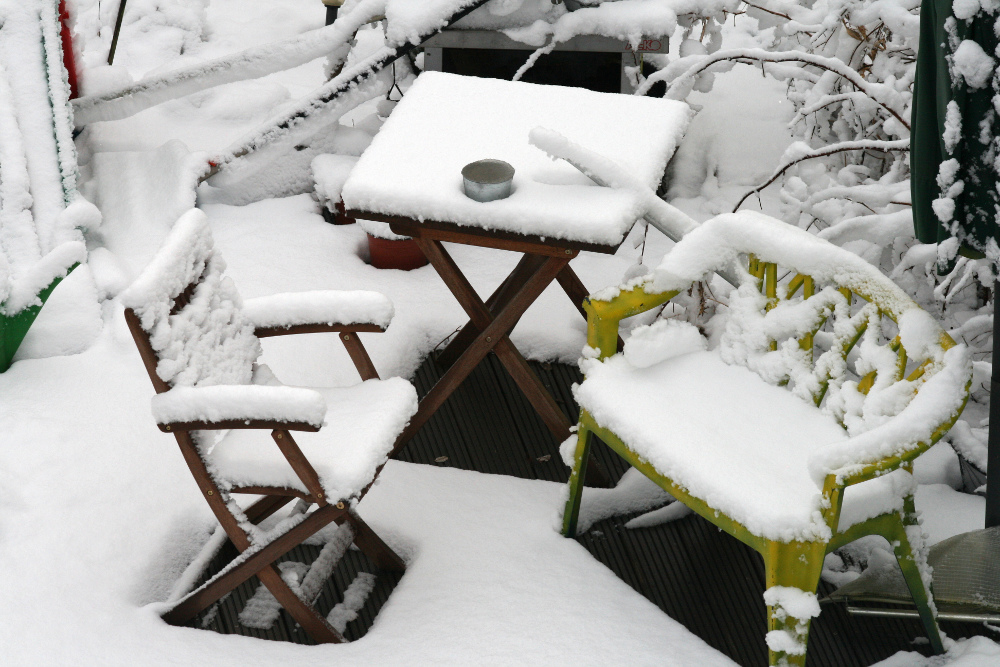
[562,212,971,666]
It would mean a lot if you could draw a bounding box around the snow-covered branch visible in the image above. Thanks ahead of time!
[733,138,909,211]
[71,0,387,127]
[637,48,910,133]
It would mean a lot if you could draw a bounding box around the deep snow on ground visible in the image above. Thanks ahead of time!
[1,0,998,665]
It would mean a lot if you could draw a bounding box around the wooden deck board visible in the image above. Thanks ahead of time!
[195,354,988,664]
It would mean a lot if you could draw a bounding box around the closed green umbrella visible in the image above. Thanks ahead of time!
[911,0,1000,525]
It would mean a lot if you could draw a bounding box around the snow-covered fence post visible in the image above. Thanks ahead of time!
[0,0,97,371]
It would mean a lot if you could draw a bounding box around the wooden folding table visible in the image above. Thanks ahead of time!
[341,72,693,485]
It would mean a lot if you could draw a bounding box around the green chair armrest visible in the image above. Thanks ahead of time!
[584,282,683,359]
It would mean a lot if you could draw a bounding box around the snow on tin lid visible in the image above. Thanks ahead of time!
[341,72,692,247]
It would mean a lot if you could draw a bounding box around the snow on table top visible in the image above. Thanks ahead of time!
[341,72,692,247]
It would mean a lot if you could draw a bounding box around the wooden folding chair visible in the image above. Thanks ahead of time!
[121,208,417,643]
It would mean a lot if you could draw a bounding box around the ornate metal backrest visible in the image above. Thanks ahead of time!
[722,257,940,437]
[120,209,261,392]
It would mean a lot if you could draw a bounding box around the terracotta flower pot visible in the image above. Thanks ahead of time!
[366,234,428,270]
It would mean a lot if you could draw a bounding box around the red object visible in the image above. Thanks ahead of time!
[320,200,356,225]
[58,0,79,99]
[366,234,428,271]
[332,200,356,225]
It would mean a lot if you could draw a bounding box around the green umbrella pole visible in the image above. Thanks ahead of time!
[988,281,1000,527]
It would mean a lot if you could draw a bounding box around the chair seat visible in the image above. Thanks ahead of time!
[210,377,418,501]
[576,350,904,542]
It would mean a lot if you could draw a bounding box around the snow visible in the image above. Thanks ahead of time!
[2,0,995,664]
[326,572,377,632]
[342,72,691,246]
[650,212,929,322]
[952,39,995,90]
[623,318,706,368]
[212,378,417,500]
[762,586,821,620]
[242,290,394,330]
[809,345,970,484]
[577,348,847,542]
[528,126,699,243]
[0,0,91,316]
[0,328,737,665]
[71,0,386,126]
[872,637,1000,667]
[311,153,358,212]
[150,384,328,428]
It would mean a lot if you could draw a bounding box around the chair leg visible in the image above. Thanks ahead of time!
[343,508,406,572]
[561,426,592,538]
[256,563,347,643]
[762,541,826,667]
[893,496,946,655]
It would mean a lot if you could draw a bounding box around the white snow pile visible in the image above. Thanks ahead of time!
[312,153,359,213]
[243,290,394,331]
[150,383,328,429]
[623,318,706,368]
[0,0,95,316]
[762,586,820,656]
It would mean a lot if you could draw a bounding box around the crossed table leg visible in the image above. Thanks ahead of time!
[388,234,611,488]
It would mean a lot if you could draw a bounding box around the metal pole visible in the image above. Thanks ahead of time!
[987,278,1000,527]
[107,0,127,66]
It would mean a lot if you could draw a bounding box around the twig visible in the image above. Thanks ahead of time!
[733,139,909,211]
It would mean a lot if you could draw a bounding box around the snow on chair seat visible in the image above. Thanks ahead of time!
[213,379,418,500]
[562,211,971,667]
[120,208,417,644]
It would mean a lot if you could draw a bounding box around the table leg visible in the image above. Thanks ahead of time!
[437,254,546,368]
[396,239,611,487]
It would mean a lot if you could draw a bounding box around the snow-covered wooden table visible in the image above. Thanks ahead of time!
[343,72,691,476]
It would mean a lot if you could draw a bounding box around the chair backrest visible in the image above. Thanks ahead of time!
[120,209,261,393]
[651,212,966,438]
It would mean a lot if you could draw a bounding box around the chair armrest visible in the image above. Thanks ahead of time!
[583,281,684,359]
[152,385,327,432]
[806,345,971,487]
[243,290,393,338]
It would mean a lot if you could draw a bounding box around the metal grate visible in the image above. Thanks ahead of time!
[825,527,1000,623]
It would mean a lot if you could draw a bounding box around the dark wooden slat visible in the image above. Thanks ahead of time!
[345,508,406,571]
[340,332,380,381]
[347,210,624,256]
[124,308,170,394]
[158,419,320,433]
[271,430,328,503]
[255,322,385,338]
[163,503,345,625]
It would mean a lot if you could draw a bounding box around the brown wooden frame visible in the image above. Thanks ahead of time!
[124,287,405,643]
[351,211,626,487]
